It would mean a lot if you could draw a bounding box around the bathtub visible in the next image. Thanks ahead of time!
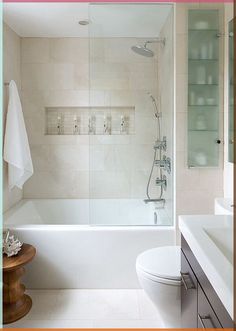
[4,199,175,289]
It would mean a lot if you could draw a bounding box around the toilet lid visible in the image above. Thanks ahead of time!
[136,246,181,281]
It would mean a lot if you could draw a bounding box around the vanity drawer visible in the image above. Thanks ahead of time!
[181,235,233,328]
[181,250,198,328]
[198,286,222,328]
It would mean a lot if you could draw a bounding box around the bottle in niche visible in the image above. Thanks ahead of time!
[103,115,111,135]
[120,115,129,134]
[73,115,80,135]
[88,115,96,135]
[57,114,63,135]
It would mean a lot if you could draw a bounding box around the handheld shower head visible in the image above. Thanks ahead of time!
[147,93,161,118]
[148,93,156,103]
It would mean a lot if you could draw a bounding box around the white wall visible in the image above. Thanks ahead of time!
[3,23,23,212]
[223,3,234,199]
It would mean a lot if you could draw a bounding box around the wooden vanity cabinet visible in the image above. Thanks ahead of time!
[181,251,198,328]
[198,285,222,328]
[181,235,233,328]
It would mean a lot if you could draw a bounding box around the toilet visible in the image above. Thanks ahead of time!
[136,246,181,328]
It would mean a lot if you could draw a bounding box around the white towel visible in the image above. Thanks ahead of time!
[3,80,33,190]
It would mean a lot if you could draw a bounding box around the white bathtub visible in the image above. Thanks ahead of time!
[4,199,175,289]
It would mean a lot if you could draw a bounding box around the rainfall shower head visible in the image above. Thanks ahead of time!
[131,38,165,57]
[131,45,154,57]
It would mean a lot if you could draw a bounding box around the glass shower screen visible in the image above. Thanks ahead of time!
[88,3,174,226]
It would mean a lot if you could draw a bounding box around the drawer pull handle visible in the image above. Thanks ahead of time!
[180,271,195,291]
[198,314,214,328]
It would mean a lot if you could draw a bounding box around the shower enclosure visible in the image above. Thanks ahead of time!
[3,3,174,228]
[88,3,174,226]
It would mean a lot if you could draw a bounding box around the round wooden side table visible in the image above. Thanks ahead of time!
[3,243,36,324]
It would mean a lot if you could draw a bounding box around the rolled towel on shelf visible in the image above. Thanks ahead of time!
[3,80,34,190]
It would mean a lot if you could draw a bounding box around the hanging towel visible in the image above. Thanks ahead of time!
[3,80,33,190]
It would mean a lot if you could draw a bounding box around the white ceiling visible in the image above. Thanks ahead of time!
[3,3,172,38]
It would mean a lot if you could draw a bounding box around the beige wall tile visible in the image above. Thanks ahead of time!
[22,38,50,63]
[50,38,89,64]
[20,36,161,201]
[176,34,187,75]
[90,171,131,199]
[3,23,23,211]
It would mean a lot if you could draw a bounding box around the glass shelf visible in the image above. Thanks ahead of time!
[189,84,218,86]
[188,104,218,107]
[189,129,218,132]
[188,59,218,61]
[188,9,220,168]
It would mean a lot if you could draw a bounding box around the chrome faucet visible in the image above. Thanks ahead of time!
[154,212,158,225]
[155,155,171,174]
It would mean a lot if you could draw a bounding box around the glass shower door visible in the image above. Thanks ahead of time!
[88,3,174,226]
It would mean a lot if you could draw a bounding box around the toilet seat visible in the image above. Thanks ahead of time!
[137,266,181,286]
[136,246,181,285]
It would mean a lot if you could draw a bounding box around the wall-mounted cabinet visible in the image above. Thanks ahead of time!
[228,19,234,163]
[188,10,221,167]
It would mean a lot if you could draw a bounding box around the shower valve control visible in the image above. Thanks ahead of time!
[154,136,167,151]
[156,175,167,190]
[155,155,171,174]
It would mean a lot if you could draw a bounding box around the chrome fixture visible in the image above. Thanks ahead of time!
[154,212,158,225]
[148,93,162,118]
[143,198,165,205]
[155,155,171,174]
[78,20,89,25]
[154,136,167,151]
[156,175,167,191]
[131,38,165,57]
[145,93,166,204]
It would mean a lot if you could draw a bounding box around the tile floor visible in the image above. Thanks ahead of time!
[4,289,164,328]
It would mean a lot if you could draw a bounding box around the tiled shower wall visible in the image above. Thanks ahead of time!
[3,23,22,212]
[21,36,161,200]
[175,3,224,224]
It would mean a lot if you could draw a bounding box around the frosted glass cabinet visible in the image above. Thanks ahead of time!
[188,10,221,167]
[228,19,234,163]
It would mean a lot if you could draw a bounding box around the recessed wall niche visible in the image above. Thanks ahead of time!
[45,107,135,135]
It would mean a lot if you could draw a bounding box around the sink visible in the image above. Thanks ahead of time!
[204,227,233,265]
[215,198,233,215]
